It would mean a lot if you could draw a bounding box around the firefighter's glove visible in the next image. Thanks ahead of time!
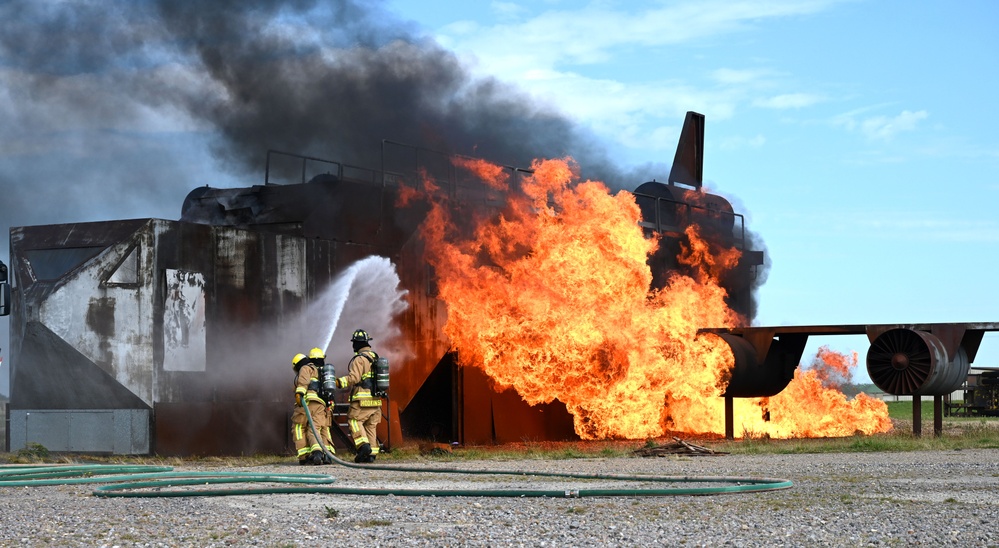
[295,394,304,406]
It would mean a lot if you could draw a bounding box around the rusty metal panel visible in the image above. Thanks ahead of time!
[154,402,287,457]
[376,400,403,450]
[163,269,207,372]
[459,365,575,445]
[394,234,450,413]
[458,366,494,445]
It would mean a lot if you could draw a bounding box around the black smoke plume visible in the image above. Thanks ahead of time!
[0,0,762,392]
[0,0,630,227]
[154,0,622,181]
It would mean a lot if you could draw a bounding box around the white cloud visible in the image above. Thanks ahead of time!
[514,73,745,166]
[435,1,843,76]
[437,0,852,161]
[490,1,529,20]
[719,134,767,150]
[826,210,999,243]
[832,108,928,141]
[754,93,825,109]
[859,110,928,141]
[712,67,774,85]
[427,0,844,163]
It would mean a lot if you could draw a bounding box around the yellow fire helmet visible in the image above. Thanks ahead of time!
[292,353,308,368]
[308,347,326,360]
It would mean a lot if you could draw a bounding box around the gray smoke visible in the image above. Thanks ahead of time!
[0,0,641,394]
[0,0,637,227]
[0,0,750,393]
[151,0,629,182]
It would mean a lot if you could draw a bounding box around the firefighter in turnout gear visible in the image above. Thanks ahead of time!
[291,350,335,465]
[308,347,338,461]
[336,329,382,463]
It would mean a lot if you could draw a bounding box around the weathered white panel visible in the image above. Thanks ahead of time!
[275,234,306,298]
[40,228,156,406]
[163,269,207,372]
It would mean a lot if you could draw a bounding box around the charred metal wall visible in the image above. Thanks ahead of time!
[8,217,377,455]
[8,131,765,455]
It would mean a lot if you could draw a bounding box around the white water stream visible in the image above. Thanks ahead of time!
[298,255,409,367]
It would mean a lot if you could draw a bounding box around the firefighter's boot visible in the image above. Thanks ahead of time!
[354,442,372,463]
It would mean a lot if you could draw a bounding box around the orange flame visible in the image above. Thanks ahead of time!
[451,156,511,190]
[810,345,855,388]
[732,348,891,437]
[414,156,891,439]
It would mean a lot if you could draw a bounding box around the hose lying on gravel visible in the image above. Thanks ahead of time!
[0,405,793,498]
[0,464,335,492]
[0,462,792,498]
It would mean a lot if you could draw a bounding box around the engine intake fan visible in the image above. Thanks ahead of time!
[866,328,969,396]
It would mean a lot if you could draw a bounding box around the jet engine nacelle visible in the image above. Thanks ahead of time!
[866,328,970,396]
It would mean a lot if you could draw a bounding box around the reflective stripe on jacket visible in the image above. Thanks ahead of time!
[336,349,381,406]
[294,364,325,405]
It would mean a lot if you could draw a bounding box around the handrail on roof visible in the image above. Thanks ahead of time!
[632,191,747,249]
[264,149,379,186]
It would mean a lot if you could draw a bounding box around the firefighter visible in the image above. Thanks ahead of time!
[291,351,334,465]
[307,346,338,461]
[336,329,382,463]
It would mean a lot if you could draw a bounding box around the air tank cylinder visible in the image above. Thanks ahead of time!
[372,356,390,397]
[321,363,337,397]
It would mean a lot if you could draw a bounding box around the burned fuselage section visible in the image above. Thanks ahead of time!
[7,113,766,455]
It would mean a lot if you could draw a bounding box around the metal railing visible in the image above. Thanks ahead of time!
[263,149,379,186]
[632,191,748,250]
[381,139,532,206]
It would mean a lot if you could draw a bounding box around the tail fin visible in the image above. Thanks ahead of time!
[668,111,704,189]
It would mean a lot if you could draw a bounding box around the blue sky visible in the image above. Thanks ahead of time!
[383,0,999,382]
[2,0,998,391]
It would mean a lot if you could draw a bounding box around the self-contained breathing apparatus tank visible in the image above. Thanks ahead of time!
[372,356,390,397]
[308,347,337,402]
[320,363,337,401]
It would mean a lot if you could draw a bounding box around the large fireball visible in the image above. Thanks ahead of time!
[413,156,891,439]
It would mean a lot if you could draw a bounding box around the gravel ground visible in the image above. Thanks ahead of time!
[2,448,999,547]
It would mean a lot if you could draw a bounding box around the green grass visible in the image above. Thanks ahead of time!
[884,399,999,422]
[4,398,998,465]
[885,400,953,421]
[5,427,997,465]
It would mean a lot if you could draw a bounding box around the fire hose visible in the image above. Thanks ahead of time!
[0,404,793,498]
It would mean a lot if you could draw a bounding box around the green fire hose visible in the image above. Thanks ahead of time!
[0,404,792,498]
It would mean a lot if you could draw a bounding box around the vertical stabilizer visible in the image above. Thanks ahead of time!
[668,111,704,189]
